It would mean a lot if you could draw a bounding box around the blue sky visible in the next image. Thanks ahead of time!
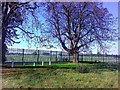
[103,2,118,55]
[8,2,119,55]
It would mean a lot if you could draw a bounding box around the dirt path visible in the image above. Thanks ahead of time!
[0,68,30,76]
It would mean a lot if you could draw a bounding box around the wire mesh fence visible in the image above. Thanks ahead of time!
[5,48,119,63]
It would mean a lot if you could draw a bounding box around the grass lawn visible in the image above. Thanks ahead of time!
[2,62,118,88]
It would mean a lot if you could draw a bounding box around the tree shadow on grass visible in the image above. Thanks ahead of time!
[78,61,118,71]
[2,61,119,72]
[91,62,118,71]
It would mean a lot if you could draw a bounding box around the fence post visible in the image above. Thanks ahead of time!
[77,52,79,62]
[61,52,62,61]
[116,55,117,63]
[68,53,70,61]
[12,61,14,68]
[33,62,36,66]
[50,51,52,61]
[22,49,24,64]
[98,54,99,62]
[49,60,51,65]
[81,54,83,61]
[90,54,92,61]
[42,61,44,66]
[23,62,25,67]
[37,50,39,63]
[103,54,104,63]
[56,51,57,62]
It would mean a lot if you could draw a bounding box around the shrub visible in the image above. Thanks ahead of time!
[76,66,90,73]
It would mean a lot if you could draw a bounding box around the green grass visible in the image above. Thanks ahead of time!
[5,61,118,71]
[2,62,118,88]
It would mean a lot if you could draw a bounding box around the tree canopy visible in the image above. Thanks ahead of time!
[42,2,117,62]
[2,2,42,63]
[1,2,117,63]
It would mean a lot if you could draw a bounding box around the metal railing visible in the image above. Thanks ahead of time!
[5,48,119,63]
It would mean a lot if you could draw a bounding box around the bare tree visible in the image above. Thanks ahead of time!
[43,2,117,63]
[1,2,43,63]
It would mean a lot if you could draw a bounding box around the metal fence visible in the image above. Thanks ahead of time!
[5,48,119,63]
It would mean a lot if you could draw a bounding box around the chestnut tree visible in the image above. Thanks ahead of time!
[43,2,117,62]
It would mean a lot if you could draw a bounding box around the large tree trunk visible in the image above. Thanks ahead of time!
[2,44,7,64]
[2,27,7,64]
[72,51,79,63]
[2,7,8,64]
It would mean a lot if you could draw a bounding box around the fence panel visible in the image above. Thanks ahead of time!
[6,48,23,62]
[36,50,49,62]
[23,49,37,62]
[6,48,119,64]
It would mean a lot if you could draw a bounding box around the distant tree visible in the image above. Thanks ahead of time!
[32,51,37,55]
[43,2,117,63]
[105,52,107,56]
[89,51,92,55]
[42,52,50,56]
[97,51,101,55]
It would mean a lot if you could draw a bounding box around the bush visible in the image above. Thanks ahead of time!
[76,66,90,73]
